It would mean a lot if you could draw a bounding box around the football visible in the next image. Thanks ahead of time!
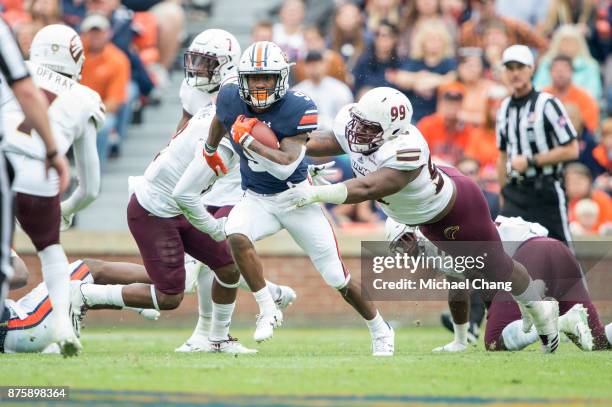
[251,120,280,149]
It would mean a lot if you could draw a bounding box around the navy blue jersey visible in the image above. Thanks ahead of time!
[216,83,318,194]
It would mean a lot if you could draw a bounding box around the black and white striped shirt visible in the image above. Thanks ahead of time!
[496,89,577,179]
[0,17,29,141]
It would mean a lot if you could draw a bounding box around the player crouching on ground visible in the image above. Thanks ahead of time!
[280,87,560,353]
[203,41,395,355]
[387,217,611,353]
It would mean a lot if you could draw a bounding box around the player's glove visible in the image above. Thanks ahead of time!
[278,181,348,212]
[203,144,228,176]
[60,212,74,232]
[307,161,337,186]
[208,217,227,242]
[231,115,258,146]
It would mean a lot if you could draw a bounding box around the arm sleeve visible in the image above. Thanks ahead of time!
[172,143,234,234]
[543,97,577,146]
[60,121,101,215]
[0,18,29,85]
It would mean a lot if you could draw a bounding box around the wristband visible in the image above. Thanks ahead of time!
[204,143,217,155]
[46,149,58,160]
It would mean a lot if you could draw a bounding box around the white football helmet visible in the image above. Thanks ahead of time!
[346,87,413,155]
[238,41,291,108]
[30,24,84,81]
[184,29,241,93]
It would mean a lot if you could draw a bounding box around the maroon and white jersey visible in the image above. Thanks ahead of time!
[333,105,454,225]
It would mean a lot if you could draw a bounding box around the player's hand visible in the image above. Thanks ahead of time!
[307,161,337,186]
[510,155,529,173]
[209,217,227,242]
[278,182,320,212]
[231,115,258,145]
[203,150,228,176]
[60,212,74,232]
[46,153,70,193]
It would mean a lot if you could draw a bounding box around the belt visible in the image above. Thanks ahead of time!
[509,175,559,187]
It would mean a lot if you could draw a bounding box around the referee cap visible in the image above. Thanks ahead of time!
[502,45,534,68]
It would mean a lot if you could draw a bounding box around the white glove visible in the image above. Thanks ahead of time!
[432,341,467,353]
[60,213,74,232]
[307,161,337,186]
[138,309,160,321]
[209,217,227,242]
[278,182,321,212]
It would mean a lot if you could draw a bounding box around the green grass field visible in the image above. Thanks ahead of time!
[2,326,611,405]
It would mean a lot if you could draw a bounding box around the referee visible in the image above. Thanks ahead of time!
[496,45,579,244]
[0,17,70,315]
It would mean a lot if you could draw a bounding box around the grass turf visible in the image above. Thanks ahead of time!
[1,326,611,403]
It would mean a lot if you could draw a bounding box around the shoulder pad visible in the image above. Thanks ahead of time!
[376,126,429,171]
[332,103,354,154]
[72,85,106,130]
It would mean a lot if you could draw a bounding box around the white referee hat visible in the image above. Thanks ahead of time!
[502,45,534,68]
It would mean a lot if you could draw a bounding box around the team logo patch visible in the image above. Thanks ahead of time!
[69,35,83,64]
[443,225,460,240]
[396,148,420,162]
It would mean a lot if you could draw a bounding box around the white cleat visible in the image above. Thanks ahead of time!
[559,304,593,351]
[275,285,297,310]
[70,281,87,319]
[55,323,83,358]
[432,341,467,353]
[208,335,257,354]
[527,299,560,353]
[372,326,395,356]
[254,309,283,342]
[175,335,211,353]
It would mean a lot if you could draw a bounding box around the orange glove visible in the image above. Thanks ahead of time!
[231,115,259,145]
[203,149,228,176]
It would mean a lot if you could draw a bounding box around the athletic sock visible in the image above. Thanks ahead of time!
[365,311,389,338]
[80,284,125,307]
[266,281,282,301]
[512,278,543,305]
[453,322,469,345]
[254,286,277,315]
[192,265,214,339]
[209,301,235,342]
[39,245,71,328]
[502,320,539,350]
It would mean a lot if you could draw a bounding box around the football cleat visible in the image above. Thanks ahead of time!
[175,335,211,353]
[275,285,297,310]
[559,304,593,351]
[372,325,395,356]
[525,299,560,353]
[208,335,257,354]
[432,341,467,353]
[70,281,88,319]
[253,309,283,342]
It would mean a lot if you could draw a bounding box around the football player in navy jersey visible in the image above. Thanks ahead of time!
[204,41,394,355]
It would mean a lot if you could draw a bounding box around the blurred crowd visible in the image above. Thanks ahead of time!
[257,0,612,236]
[1,0,611,236]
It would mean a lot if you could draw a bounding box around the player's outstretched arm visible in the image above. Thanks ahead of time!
[278,166,418,210]
[306,130,345,157]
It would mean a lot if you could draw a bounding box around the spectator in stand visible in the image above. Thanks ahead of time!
[121,0,185,73]
[453,47,495,126]
[456,157,500,218]
[13,21,38,57]
[544,54,600,134]
[417,84,475,165]
[352,19,403,99]
[79,13,130,168]
[328,2,366,74]
[481,21,510,81]
[459,0,547,53]
[533,24,602,101]
[570,198,601,236]
[565,162,612,234]
[465,84,507,182]
[565,104,605,179]
[592,119,612,175]
[495,0,551,27]
[292,50,353,131]
[386,18,456,122]
[365,0,402,34]
[293,25,347,84]
[28,0,64,27]
[272,0,306,63]
[397,0,458,58]
[251,20,274,42]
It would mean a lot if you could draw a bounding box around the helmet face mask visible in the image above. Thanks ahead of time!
[184,51,221,91]
[346,109,384,155]
[238,42,291,109]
